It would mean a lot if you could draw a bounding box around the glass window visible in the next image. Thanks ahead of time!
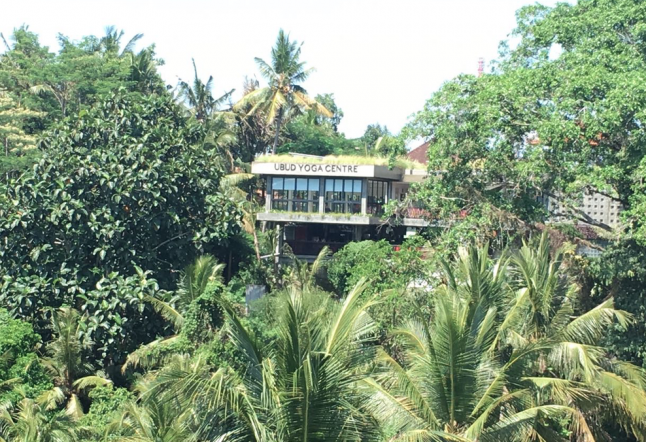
[324,179,363,213]
[367,180,388,215]
[271,176,319,213]
[272,177,284,200]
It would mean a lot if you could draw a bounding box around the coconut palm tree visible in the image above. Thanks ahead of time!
[369,236,646,441]
[234,29,332,154]
[0,396,82,442]
[178,59,234,123]
[139,281,383,441]
[99,26,143,57]
[284,245,331,292]
[37,308,110,418]
[123,256,226,371]
[105,396,195,442]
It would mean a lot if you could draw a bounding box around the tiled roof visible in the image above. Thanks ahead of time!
[407,142,429,164]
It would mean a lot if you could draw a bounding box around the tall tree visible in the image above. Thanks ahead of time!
[0,92,241,364]
[177,58,234,123]
[402,0,646,243]
[234,29,331,154]
[0,89,40,179]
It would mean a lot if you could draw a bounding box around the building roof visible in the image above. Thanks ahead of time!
[407,142,429,164]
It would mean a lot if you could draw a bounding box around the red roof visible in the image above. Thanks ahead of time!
[407,142,429,164]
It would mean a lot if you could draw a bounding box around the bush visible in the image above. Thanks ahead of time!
[327,239,430,333]
[0,309,52,405]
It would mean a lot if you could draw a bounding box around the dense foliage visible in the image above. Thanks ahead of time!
[1,4,646,439]
[0,91,241,365]
[402,0,646,240]
[398,0,646,376]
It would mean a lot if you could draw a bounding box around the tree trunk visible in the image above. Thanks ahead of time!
[271,109,283,155]
[4,137,8,183]
[252,228,262,263]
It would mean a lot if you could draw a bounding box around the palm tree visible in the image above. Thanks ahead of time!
[369,236,646,441]
[220,172,263,262]
[178,59,234,123]
[105,396,195,442]
[139,281,383,441]
[99,26,143,57]
[0,397,82,441]
[127,47,164,95]
[123,256,226,371]
[37,308,110,418]
[234,29,332,154]
[284,245,331,292]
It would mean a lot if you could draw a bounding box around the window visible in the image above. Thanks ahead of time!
[324,179,362,213]
[272,177,319,212]
[367,180,388,215]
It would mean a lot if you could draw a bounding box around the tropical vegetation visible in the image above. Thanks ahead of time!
[1,1,646,440]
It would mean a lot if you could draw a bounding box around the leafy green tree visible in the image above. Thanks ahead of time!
[28,33,133,118]
[361,124,389,151]
[0,310,51,406]
[370,236,646,441]
[1,26,163,128]
[0,90,41,179]
[327,239,428,332]
[0,26,56,132]
[79,385,133,441]
[0,91,241,362]
[279,116,355,156]
[403,0,646,242]
[313,93,343,132]
[235,29,331,154]
[586,239,646,368]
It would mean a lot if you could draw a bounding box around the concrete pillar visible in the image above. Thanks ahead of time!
[265,177,273,212]
[319,178,325,214]
[274,223,282,271]
[361,178,368,215]
[385,181,390,204]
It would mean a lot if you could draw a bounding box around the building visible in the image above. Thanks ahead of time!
[544,192,623,229]
[250,148,622,259]
[251,154,428,258]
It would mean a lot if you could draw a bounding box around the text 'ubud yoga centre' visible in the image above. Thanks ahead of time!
[273,163,360,174]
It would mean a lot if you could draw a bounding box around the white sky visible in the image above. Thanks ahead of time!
[1,0,560,139]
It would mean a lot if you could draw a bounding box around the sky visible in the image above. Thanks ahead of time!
[1,0,560,139]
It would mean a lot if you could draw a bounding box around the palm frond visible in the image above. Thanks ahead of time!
[72,375,111,391]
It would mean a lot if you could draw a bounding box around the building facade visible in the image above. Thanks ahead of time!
[251,157,427,257]
[251,153,622,259]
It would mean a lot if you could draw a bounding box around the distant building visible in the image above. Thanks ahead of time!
[251,141,622,259]
[544,192,623,229]
[406,141,430,164]
[251,154,428,258]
